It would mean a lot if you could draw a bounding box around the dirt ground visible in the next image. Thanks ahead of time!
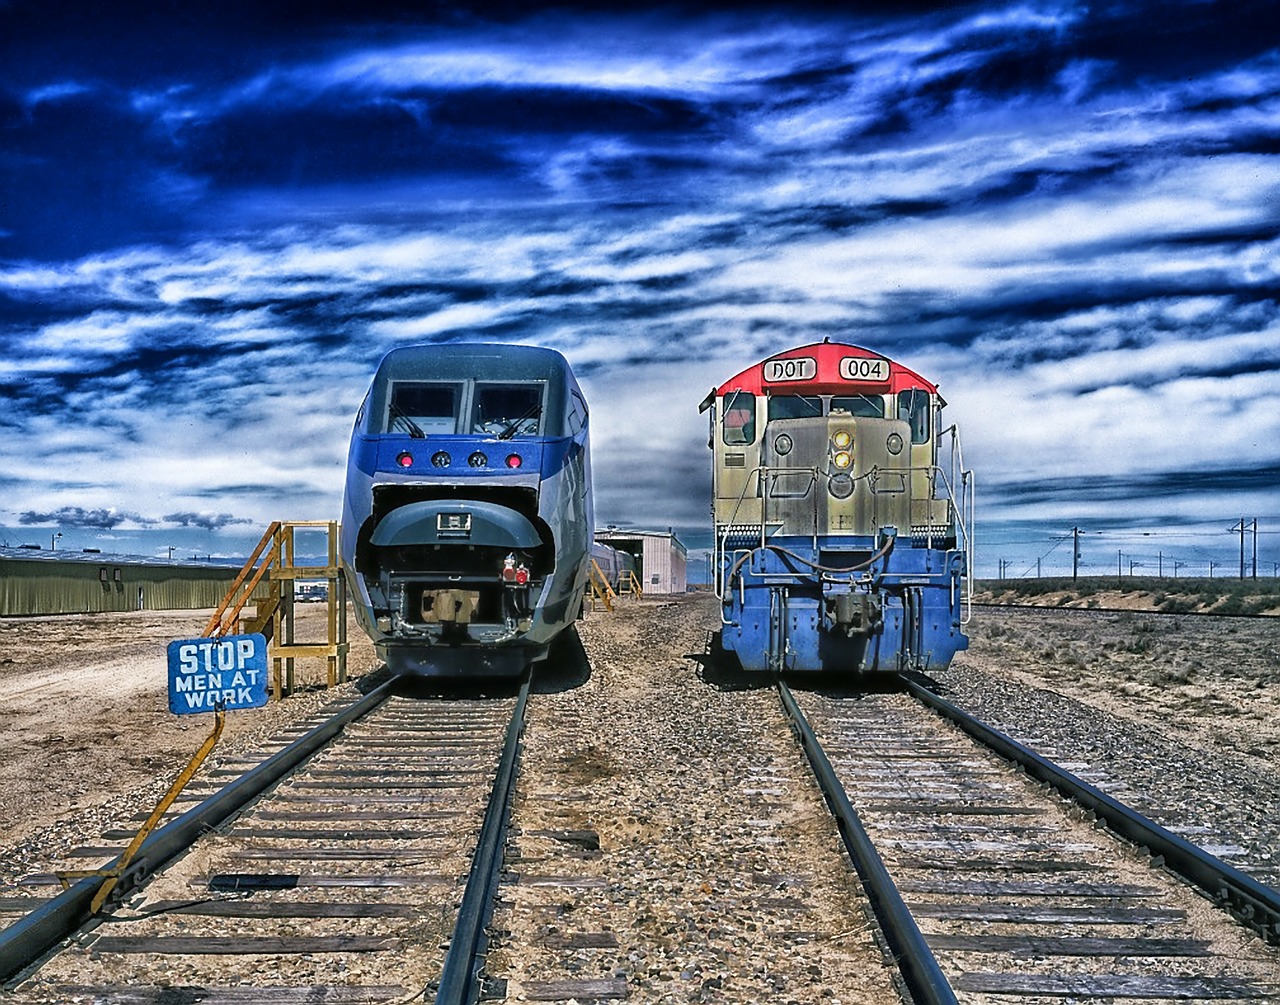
[1,595,1276,876]
[952,602,1280,772]
[0,605,380,851]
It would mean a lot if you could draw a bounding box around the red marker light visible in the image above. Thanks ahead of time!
[515,566,530,586]
[505,454,522,468]
[396,451,413,468]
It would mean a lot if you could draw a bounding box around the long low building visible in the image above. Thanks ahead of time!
[0,546,239,616]
[594,528,688,595]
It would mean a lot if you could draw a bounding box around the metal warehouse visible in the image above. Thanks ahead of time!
[594,529,688,595]
[0,546,239,617]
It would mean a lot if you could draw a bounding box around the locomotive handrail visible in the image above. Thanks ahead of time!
[939,422,975,625]
[726,537,896,586]
[715,459,965,599]
[714,463,771,603]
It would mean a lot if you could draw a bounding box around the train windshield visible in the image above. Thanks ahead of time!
[831,394,885,418]
[767,395,822,420]
[897,389,931,443]
[388,382,460,435]
[721,391,756,445]
[473,383,544,439]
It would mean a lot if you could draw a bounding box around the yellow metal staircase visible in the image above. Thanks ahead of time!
[587,559,616,612]
[205,521,348,700]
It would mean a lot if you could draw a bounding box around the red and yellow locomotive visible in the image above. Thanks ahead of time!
[702,340,972,674]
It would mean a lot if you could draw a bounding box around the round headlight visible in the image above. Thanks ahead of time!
[774,433,793,456]
[833,450,852,469]
[431,451,451,468]
[468,451,488,468]
[832,429,852,449]
[886,432,904,455]
[829,473,854,499]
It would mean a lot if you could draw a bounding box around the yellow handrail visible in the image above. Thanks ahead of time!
[588,559,616,612]
[201,521,281,637]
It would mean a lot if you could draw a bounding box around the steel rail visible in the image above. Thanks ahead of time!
[971,601,1277,621]
[434,675,530,1005]
[776,680,958,1005]
[901,675,1280,944]
[0,678,397,986]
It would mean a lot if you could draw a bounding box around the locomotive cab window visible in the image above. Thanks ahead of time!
[566,390,588,436]
[831,394,885,418]
[473,382,544,439]
[388,382,460,435]
[721,391,756,445]
[897,389,931,443]
[767,394,822,420]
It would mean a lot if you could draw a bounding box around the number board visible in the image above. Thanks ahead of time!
[167,634,269,714]
[763,357,816,383]
[839,356,891,382]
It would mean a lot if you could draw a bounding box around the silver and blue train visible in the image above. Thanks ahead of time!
[703,341,973,674]
[339,343,592,676]
[590,542,637,593]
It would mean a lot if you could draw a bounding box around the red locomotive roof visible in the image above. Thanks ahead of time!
[713,341,938,397]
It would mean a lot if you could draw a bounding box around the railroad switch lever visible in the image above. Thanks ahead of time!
[55,707,226,913]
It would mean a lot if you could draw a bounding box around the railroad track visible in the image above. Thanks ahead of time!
[0,677,528,1004]
[5,595,1278,1004]
[973,601,1278,621]
[782,677,1280,1003]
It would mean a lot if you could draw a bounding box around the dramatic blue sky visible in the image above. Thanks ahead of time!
[1,1,1277,579]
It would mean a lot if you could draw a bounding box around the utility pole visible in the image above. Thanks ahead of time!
[1158,551,1163,578]
[1234,517,1246,579]
[1209,560,1218,578]
[1072,526,1081,581]
[1252,518,1258,580]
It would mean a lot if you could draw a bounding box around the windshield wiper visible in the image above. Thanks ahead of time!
[497,402,542,440]
[389,404,426,438]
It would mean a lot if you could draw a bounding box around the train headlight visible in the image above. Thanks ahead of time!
[431,451,451,468]
[832,430,852,449]
[833,450,852,469]
[829,473,854,499]
[774,433,793,456]
[468,451,488,468]
[505,453,523,469]
[395,451,414,469]
[886,432,904,455]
